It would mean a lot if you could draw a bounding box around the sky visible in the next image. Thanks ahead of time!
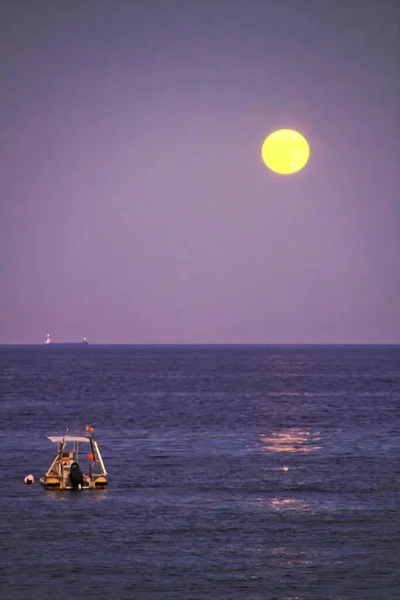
[0,0,399,344]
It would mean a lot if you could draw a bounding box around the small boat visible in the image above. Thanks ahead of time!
[40,428,108,491]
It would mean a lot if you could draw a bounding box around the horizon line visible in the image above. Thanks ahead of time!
[1,342,399,347]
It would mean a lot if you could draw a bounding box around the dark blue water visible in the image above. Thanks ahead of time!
[0,345,399,599]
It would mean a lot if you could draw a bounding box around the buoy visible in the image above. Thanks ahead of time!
[24,474,34,485]
[283,467,289,472]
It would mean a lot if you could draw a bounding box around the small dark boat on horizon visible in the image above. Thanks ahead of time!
[44,334,89,346]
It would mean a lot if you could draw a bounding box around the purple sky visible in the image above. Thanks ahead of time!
[0,0,399,344]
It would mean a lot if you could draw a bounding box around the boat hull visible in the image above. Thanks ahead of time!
[40,474,107,491]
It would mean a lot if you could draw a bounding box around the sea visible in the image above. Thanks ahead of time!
[0,344,399,600]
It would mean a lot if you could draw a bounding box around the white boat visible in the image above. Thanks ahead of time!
[40,429,108,491]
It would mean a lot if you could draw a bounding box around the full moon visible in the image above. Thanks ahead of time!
[261,129,310,175]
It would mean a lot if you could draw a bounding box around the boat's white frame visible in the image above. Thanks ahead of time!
[44,434,107,480]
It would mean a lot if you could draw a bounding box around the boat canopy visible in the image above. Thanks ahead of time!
[47,435,92,444]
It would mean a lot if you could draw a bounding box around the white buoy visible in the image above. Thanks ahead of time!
[283,466,289,472]
[24,474,34,485]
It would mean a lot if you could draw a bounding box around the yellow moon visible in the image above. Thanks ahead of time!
[261,129,310,174]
